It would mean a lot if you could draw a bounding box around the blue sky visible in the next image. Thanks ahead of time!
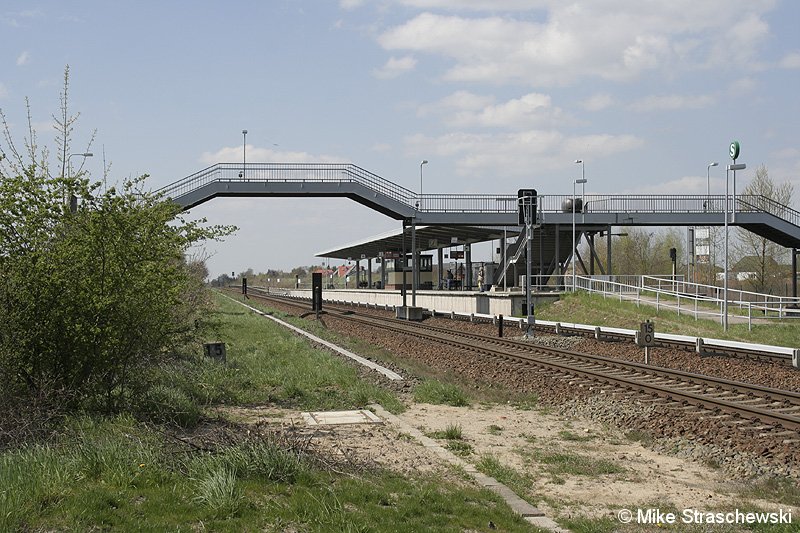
[2,0,799,276]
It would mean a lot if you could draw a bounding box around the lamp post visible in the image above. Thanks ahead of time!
[703,162,719,285]
[706,162,718,199]
[572,177,587,291]
[67,152,93,212]
[419,160,428,207]
[723,162,746,331]
[242,129,248,180]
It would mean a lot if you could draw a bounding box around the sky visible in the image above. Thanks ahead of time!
[1,0,799,277]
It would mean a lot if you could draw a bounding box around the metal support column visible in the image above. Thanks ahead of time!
[411,219,417,305]
[607,225,612,276]
[501,233,507,291]
[401,220,407,307]
[589,233,596,275]
[437,247,444,289]
[465,244,472,289]
[793,248,798,300]
[381,256,386,290]
[367,258,372,288]
[554,224,561,289]
[355,260,360,288]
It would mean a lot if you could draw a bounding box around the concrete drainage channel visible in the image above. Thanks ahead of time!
[221,293,566,531]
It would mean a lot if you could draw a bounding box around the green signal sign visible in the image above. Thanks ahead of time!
[729,140,740,161]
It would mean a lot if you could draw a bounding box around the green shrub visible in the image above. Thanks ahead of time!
[0,69,234,414]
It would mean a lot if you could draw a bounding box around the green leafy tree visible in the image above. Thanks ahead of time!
[0,68,235,411]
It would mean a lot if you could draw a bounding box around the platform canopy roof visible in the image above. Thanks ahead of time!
[316,225,520,261]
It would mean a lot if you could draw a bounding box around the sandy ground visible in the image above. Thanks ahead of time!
[217,402,797,529]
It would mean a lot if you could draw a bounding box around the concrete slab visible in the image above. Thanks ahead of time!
[302,409,383,426]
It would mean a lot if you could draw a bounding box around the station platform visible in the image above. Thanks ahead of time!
[275,288,561,316]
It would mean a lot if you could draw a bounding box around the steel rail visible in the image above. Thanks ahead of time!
[443,313,793,364]
[242,290,800,431]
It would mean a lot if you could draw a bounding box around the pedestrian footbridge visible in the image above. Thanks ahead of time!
[158,162,800,292]
[159,162,800,248]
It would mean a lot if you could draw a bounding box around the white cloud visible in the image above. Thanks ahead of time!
[626,175,709,195]
[371,142,392,152]
[396,0,552,10]
[404,129,642,184]
[16,51,30,66]
[377,2,777,87]
[728,77,757,97]
[779,51,800,69]
[199,146,347,165]
[581,93,614,111]
[339,0,367,10]
[420,91,563,128]
[629,94,715,112]
[373,55,417,79]
[772,147,799,159]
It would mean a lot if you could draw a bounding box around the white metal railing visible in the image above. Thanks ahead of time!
[567,274,800,330]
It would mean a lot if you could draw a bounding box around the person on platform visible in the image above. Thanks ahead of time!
[477,266,485,292]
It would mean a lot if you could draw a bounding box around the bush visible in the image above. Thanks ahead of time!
[0,68,234,416]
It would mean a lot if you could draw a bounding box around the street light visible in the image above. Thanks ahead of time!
[723,162,746,331]
[706,162,718,199]
[242,129,248,180]
[703,161,719,285]
[67,152,93,212]
[572,159,586,292]
[419,160,428,207]
[572,178,587,291]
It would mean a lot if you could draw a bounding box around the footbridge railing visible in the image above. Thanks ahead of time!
[156,164,800,232]
[156,163,419,206]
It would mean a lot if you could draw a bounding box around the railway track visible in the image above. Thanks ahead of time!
[237,289,800,436]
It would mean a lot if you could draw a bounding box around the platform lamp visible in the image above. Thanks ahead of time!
[419,160,428,208]
[67,152,93,212]
[241,129,248,180]
[704,162,719,285]
[572,177,587,291]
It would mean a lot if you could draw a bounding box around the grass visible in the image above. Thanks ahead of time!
[624,429,654,446]
[140,293,405,419]
[557,430,595,442]
[413,379,471,407]
[428,423,464,440]
[237,292,548,408]
[487,424,503,435]
[445,441,474,456]
[738,477,800,507]
[558,516,619,533]
[0,415,538,531]
[0,292,544,532]
[476,455,538,502]
[531,450,625,478]
[536,291,800,348]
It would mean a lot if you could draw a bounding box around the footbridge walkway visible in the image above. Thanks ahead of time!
[158,162,800,248]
